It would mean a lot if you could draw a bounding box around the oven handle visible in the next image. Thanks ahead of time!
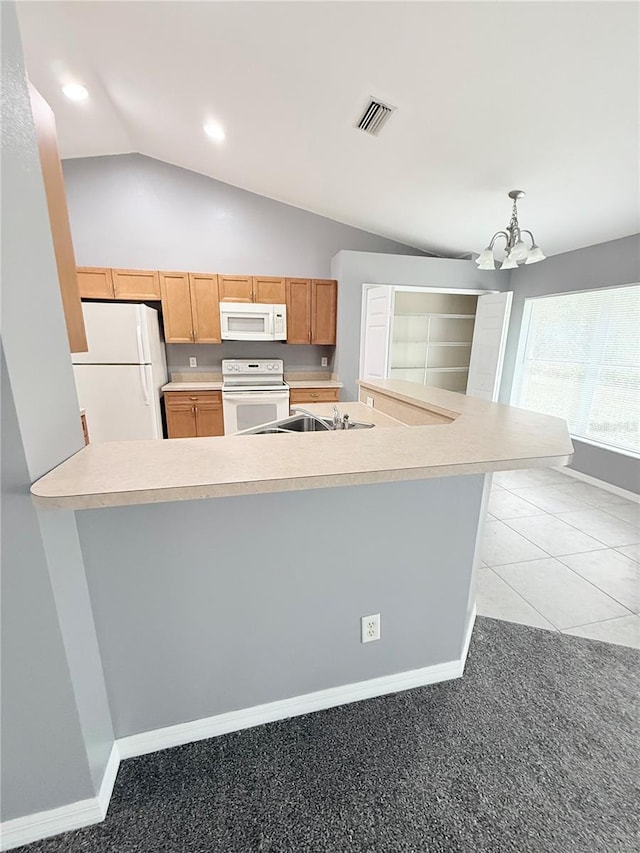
[222,391,290,403]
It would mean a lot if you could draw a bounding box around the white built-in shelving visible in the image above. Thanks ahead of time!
[390,292,478,392]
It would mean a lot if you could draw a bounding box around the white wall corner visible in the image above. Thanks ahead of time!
[0,743,120,852]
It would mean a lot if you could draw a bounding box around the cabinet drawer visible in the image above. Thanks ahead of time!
[289,388,339,404]
[164,391,222,407]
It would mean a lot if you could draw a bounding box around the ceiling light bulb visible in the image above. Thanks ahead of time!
[204,122,225,142]
[509,239,528,261]
[500,254,518,270]
[525,246,546,264]
[62,83,89,101]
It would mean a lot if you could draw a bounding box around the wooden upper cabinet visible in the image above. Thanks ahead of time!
[29,83,88,352]
[160,271,221,343]
[286,279,312,343]
[112,269,161,300]
[312,279,337,344]
[218,275,253,303]
[189,273,221,343]
[253,276,286,303]
[159,272,194,343]
[77,267,115,299]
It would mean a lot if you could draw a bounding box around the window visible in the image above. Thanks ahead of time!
[513,285,640,456]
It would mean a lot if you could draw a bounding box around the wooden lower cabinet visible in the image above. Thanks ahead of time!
[289,387,339,405]
[164,391,224,438]
[81,413,89,445]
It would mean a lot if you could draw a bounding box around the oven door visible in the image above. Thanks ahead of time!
[220,305,274,341]
[222,390,290,434]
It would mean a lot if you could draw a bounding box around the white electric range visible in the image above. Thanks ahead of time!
[221,359,290,434]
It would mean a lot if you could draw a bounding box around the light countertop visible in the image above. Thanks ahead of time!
[286,379,343,389]
[162,379,343,392]
[162,381,223,392]
[32,380,572,510]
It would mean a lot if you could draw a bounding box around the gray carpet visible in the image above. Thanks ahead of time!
[16,617,640,852]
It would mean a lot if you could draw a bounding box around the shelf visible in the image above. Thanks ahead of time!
[427,341,472,347]
[394,313,475,319]
[426,367,469,373]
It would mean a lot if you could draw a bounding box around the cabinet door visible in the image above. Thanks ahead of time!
[253,276,286,303]
[286,279,312,343]
[165,396,198,438]
[195,395,224,437]
[218,275,253,303]
[112,269,161,300]
[311,280,337,344]
[160,272,195,343]
[189,273,221,343]
[29,84,88,352]
[77,267,115,300]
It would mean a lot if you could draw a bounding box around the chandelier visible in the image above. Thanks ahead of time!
[475,190,545,270]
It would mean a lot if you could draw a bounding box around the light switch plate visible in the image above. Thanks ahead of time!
[189,357,197,368]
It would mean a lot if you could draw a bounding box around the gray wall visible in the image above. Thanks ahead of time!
[62,153,426,375]
[1,1,114,820]
[76,475,484,737]
[500,234,640,493]
[1,352,95,819]
[166,341,335,375]
[331,251,509,400]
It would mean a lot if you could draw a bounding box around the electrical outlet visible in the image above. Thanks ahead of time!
[361,613,381,643]
[366,396,374,408]
[321,357,328,367]
[189,357,197,368]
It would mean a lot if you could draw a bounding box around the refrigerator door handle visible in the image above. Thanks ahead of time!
[136,323,146,365]
[139,364,151,406]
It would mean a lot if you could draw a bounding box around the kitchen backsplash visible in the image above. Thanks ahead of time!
[165,342,335,373]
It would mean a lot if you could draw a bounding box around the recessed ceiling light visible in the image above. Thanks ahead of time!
[62,83,89,101]
[204,121,225,142]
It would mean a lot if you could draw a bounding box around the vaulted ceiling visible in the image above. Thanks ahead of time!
[17,1,640,258]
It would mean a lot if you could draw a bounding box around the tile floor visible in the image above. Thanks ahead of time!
[477,467,640,649]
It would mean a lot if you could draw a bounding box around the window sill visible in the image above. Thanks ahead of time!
[571,434,640,461]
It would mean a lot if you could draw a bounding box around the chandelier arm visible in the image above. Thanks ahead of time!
[488,231,509,250]
[520,229,537,247]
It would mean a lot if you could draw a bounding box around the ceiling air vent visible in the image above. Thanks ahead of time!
[355,98,395,137]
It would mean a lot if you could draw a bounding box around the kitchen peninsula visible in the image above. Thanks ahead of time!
[30,381,572,750]
[32,380,571,509]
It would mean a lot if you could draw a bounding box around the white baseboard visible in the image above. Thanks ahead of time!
[0,744,120,852]
[96,743,121,817]
[2,645,475,848]
[461,606,477,666]
[555,466,640,503]
[117,654,466,760]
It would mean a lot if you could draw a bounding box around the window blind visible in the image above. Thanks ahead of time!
[515,285,640,455]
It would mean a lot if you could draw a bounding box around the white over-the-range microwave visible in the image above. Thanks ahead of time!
[220,302,287,341]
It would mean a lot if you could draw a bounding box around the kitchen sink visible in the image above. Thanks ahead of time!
[238,413,375,435]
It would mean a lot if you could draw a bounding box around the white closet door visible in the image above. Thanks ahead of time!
[466,292,513,400]
[361,286,394,380]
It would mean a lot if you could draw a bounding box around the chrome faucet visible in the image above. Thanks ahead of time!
[289,407,332,429]
[332,405,342,429]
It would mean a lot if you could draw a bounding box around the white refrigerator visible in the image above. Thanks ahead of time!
[72,303,168,442]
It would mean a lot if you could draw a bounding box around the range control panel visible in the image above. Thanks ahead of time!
[222,359,284,375]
